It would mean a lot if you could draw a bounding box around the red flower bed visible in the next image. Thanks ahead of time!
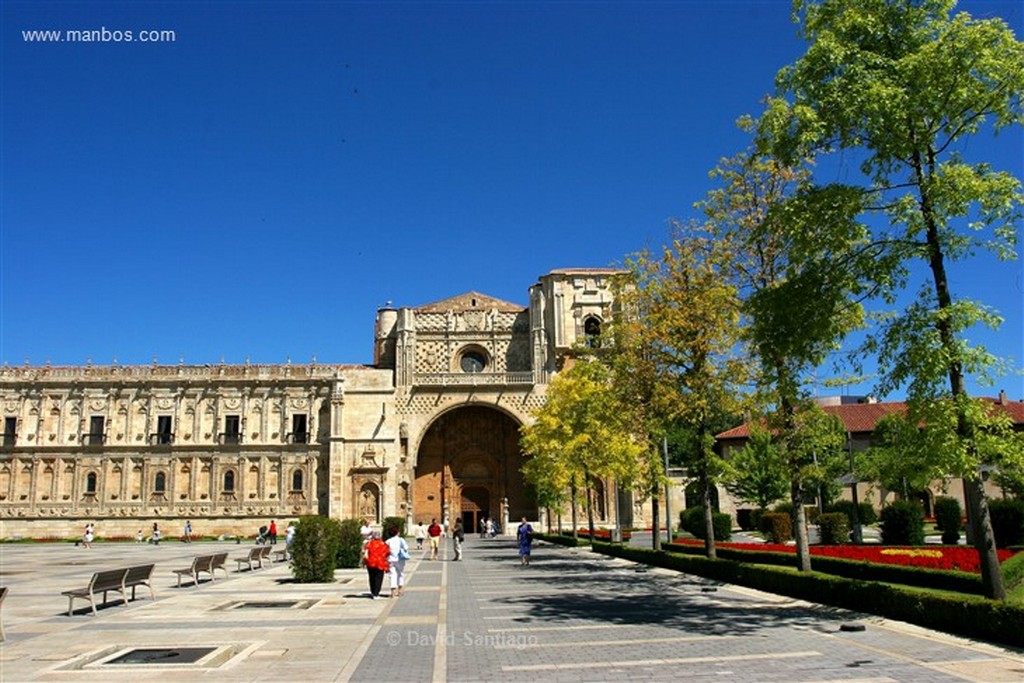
[668,539,1017,574]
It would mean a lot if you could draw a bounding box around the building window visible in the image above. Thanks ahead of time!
[155,415,173,445]
[85,472,97,494]
[87,415,105,445]
[291,414,308,444]
[459,350,487,373]
[584,316,602,348]
[154,471,166,494]
[2,417,15,447]
[223,415,241,444]
[291,469,303,492]
[223,469,235,492]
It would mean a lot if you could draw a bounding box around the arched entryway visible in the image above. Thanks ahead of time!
[412,405,535,531]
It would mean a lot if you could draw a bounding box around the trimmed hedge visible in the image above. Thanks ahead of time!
[827,500,878,527]
[760,512,792,544]
[680,507,732,542]
[881,500,925,546]
[817,513,850,546]
[291,515,342,582]
[663,542,984,594]
[593,542,1024,648]
[335,518,365,569]
[989,499,1024,548]
[535,532,589,547]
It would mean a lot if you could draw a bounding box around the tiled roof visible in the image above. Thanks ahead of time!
[715,397,1024,441]
[414,291,524,313]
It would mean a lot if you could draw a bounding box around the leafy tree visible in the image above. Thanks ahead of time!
[859,411,943,499]
[759,0,1024,598]
[698,150,874,571]
[520,357,647,543]
[723,424,790,511]
[612,227,746,557]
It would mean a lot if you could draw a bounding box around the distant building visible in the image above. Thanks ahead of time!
[715,393,1024,515]
[0,268,625,538]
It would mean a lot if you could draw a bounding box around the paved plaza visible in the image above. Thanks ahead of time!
[0,536,1022,682]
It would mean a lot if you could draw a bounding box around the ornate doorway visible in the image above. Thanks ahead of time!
[412,405,535,527]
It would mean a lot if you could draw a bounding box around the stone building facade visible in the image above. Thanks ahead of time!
[0,268,623,539]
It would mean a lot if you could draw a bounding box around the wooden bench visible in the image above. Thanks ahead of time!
[271,547,290,563]
[62,568,129,616]
[172,555,215,587]
[209,552,229,579]
[235,546,265,572]
[123,564,156,601]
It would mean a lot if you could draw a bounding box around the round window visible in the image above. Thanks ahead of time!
[460,351,486,373]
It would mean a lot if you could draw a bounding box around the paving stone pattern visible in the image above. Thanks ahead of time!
[0,538,1021,682]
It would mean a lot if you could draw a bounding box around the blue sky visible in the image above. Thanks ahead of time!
[2,1,1021,400]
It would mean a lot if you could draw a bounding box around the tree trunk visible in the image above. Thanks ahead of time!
[792,480,812,572]
[586,486,596,545]
[651,492,661,551]
[702,473,717,560]
[570,478,579,541]
[965,474,1006,599]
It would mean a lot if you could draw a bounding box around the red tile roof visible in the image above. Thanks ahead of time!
[716,397,1024,441]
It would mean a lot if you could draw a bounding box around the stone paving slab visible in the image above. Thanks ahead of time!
[1,537,1022,682]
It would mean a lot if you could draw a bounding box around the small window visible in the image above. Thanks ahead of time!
[584,317,602,348]
[85,472,97,494]
[460,351,486,373]
[224,415,240,444]
[156,415,173,444]
[291,469,303,491]
[154,471,166,493]
[88,416,105,445]
[2,417,15,447]
[292,414,308,443]
[223,470,235,492]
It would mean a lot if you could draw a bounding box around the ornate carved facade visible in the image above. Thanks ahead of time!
[0,269,623,538]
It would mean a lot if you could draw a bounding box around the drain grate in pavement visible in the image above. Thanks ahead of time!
[107,648,215,665]
[213,599,318,611]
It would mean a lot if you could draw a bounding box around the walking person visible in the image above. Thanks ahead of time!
[427,518,442,560]
[517,517,534,566]
[363,531,390,599]
[268,519,278,545]
[285,521,297,558]
[184,520,192,543]
[479,517,487,539]
[81,523,94,549]
[452,518,465,561]
[384,525,409,598]
[151,522,161,545]
[415,522,426,550]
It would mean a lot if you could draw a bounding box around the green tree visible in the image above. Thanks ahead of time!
[723,424,790,511]
[520,357,647,543]
[859,411,943,500]
[759,0,1024,598]
[613,228,747,557]
[698,151,873,571]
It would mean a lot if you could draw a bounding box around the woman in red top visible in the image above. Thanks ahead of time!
[363,531,390,599]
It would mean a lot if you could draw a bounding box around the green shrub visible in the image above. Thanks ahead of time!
[335,518,365,569]
[881,500,925,546]
[934,497,962,532]
[988,499,1024,548]
[1001,549,1024,591]
[680,507,732,541]
[593,542,1024,648]
[736,509,755,531]
[818,512,850,545]
[760,512,792,544]
[749,508,765,533]
[827,500,878,527]
[290,515,342,582]
[536,532,588,547]
[804,505,820,526]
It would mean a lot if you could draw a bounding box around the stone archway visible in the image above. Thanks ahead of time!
[412,405,535,529]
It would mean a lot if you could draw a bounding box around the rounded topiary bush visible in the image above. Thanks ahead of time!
[880,500,925,546]
[335,518,365,569]
[933,496,962,545]
[988,498,1024,548]
[291,515,342,582]
[817,512,850,545]
[680,507,732,541]
[759,512,792,544]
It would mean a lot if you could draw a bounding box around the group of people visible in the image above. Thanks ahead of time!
[360,520,409,599]
[479,517,498,538]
